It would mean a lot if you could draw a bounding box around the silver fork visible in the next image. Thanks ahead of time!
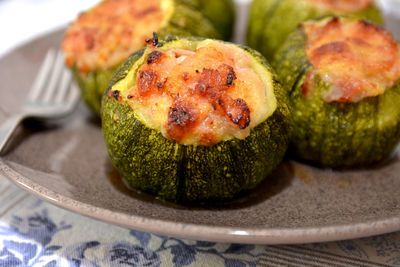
[0,49,79,154]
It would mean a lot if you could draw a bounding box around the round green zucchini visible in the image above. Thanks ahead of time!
[247,0,383,61]
[63,0,221,117]
[184,0,235,40]
[101,36,291,203]
[273,17,400,168]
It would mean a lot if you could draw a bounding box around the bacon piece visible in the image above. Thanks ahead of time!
[137,70,158,96]
[194,65,237,98]
[218,97,250,129]
[225,65,237,85]
[167,99,198,143]
[193,66,247,128]
[195,68,223,97]
[147,51,163,64]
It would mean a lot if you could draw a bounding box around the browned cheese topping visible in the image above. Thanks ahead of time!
[61,0,163,73]
[306,0,372,12]
[303,17,400,102]
[126,42,267,145]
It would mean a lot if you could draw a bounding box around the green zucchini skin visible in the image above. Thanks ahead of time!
[101,37,291,203]
[273,24,400,168]
[184,0,235,40]
[72,67,117,115]
[247,0,383,61]
[68,0,221,117]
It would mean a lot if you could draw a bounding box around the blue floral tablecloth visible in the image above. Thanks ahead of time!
[1,175,400,267]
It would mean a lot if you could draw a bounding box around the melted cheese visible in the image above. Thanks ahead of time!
[61,0,172,73]
[303,17,400,102]
[125,41,273,146]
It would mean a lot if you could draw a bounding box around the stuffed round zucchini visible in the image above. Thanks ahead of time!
[247,0,383,61]
[274,16,400,168]
[61,0,221,116]
[102,36,291,203]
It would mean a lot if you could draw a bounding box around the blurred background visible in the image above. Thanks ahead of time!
[0,0,398,57]
[0,0,99,57]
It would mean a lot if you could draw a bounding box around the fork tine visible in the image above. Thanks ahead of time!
[54,69,72,104]
[41,50,65,103]
[27,49,56,102]
[68,84,80,103]
[65,84,80,110]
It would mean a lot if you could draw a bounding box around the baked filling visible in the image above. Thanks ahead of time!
[303,17,400,102]
[62,0,169,73]
[118,41,274,145]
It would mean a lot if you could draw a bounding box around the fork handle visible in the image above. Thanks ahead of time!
[0,114,24,155]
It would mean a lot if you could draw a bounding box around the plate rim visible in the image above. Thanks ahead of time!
[2,159,400,245]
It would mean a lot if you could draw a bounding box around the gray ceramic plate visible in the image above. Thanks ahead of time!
[2,20,400,245]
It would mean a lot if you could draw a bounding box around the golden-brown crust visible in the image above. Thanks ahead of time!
[137,70,159,97]
[130,44,257,145]
[167,98,199,143]
[61,0,163,73]
[147,50,164,64]
[303,17,400,102]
